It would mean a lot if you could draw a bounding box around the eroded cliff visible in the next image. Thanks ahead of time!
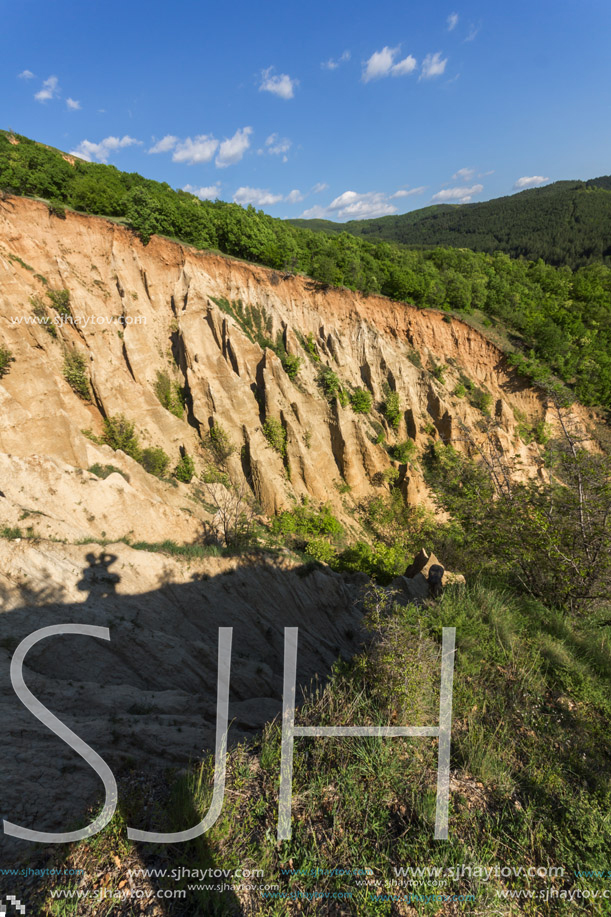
[0,197,553,535]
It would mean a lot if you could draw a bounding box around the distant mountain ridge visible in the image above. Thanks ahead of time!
[290,177,611,268]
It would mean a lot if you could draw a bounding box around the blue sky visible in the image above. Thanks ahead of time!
[3,0,611,220]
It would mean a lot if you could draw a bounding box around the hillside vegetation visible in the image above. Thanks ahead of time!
[291,178,611,269]
[1,131,611,410]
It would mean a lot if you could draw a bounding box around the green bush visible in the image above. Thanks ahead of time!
[0,344,14,378]
[477,391,493,415]
[389,439,417,464]
[333,540,405,582]
[0,525,23,540]
[304,538,336,564]
[272,502,343,540]
[154,370,185,418]
[174,452,195,483]
[281,352,302,380]
[0,526,23,539]
[88,463,129,481]
[533,420,551,445]
[63,350,90,400]
[101,415,142,461]
[319,367,342,401]
[407,349,423,369]
[263,418,287,456]
[31,296,57,337]
[48,200,66,218]
[459,375,493,415]
[431,362,447,384]
[140,446,170,478]
[303,332,320,362]
[382,388,401,429]
[350,387,372,414]
[46,288,71,317]
[204,423,236,465]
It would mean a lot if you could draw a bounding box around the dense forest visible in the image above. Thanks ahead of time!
[291,178,611,269]
[1,130,610,410]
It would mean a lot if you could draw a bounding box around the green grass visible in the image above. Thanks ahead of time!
[72,535,224,559]
[129,539,223,559]
[85,581,611,915]
[20,579,611,914]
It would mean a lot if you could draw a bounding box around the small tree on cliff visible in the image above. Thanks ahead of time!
[425,399,611,612]
[200,423,258,547]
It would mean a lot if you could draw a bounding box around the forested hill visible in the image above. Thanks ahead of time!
[1,130,611,410]
[290,178,611,269]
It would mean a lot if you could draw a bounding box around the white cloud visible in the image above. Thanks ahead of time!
[147,130,252,167]
[259,67,298,99]
[18,70,34,80]
[149,135,178,154]
[465,23,480,42]
[453,167,476,181]
[299,205,329,219]
[300,186,428,221]
[233,186,284,207]
[329,190,398,218]
[173,135,219,165]
[70,135,141,163]
[514,175,549,190]
[265,133,291,157]
[35,75,59,102]
[420,52,448,80]
[183,183,221,200]
[321,50,351,70]
[313,182,329,194]
[390,187,427,198]
[447,12,459,30]
[363,46,396,81]
[362,46,417,82]
[215,126,252,168]
[66,98,81,110]
[233,186,304,207]
[391,54,417,77]
[432,183,483,203]
[304,190,398,220]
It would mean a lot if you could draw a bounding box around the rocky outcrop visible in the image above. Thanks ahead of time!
[393,548,466,603]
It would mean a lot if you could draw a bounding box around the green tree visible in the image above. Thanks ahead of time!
[0,344,14,378]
